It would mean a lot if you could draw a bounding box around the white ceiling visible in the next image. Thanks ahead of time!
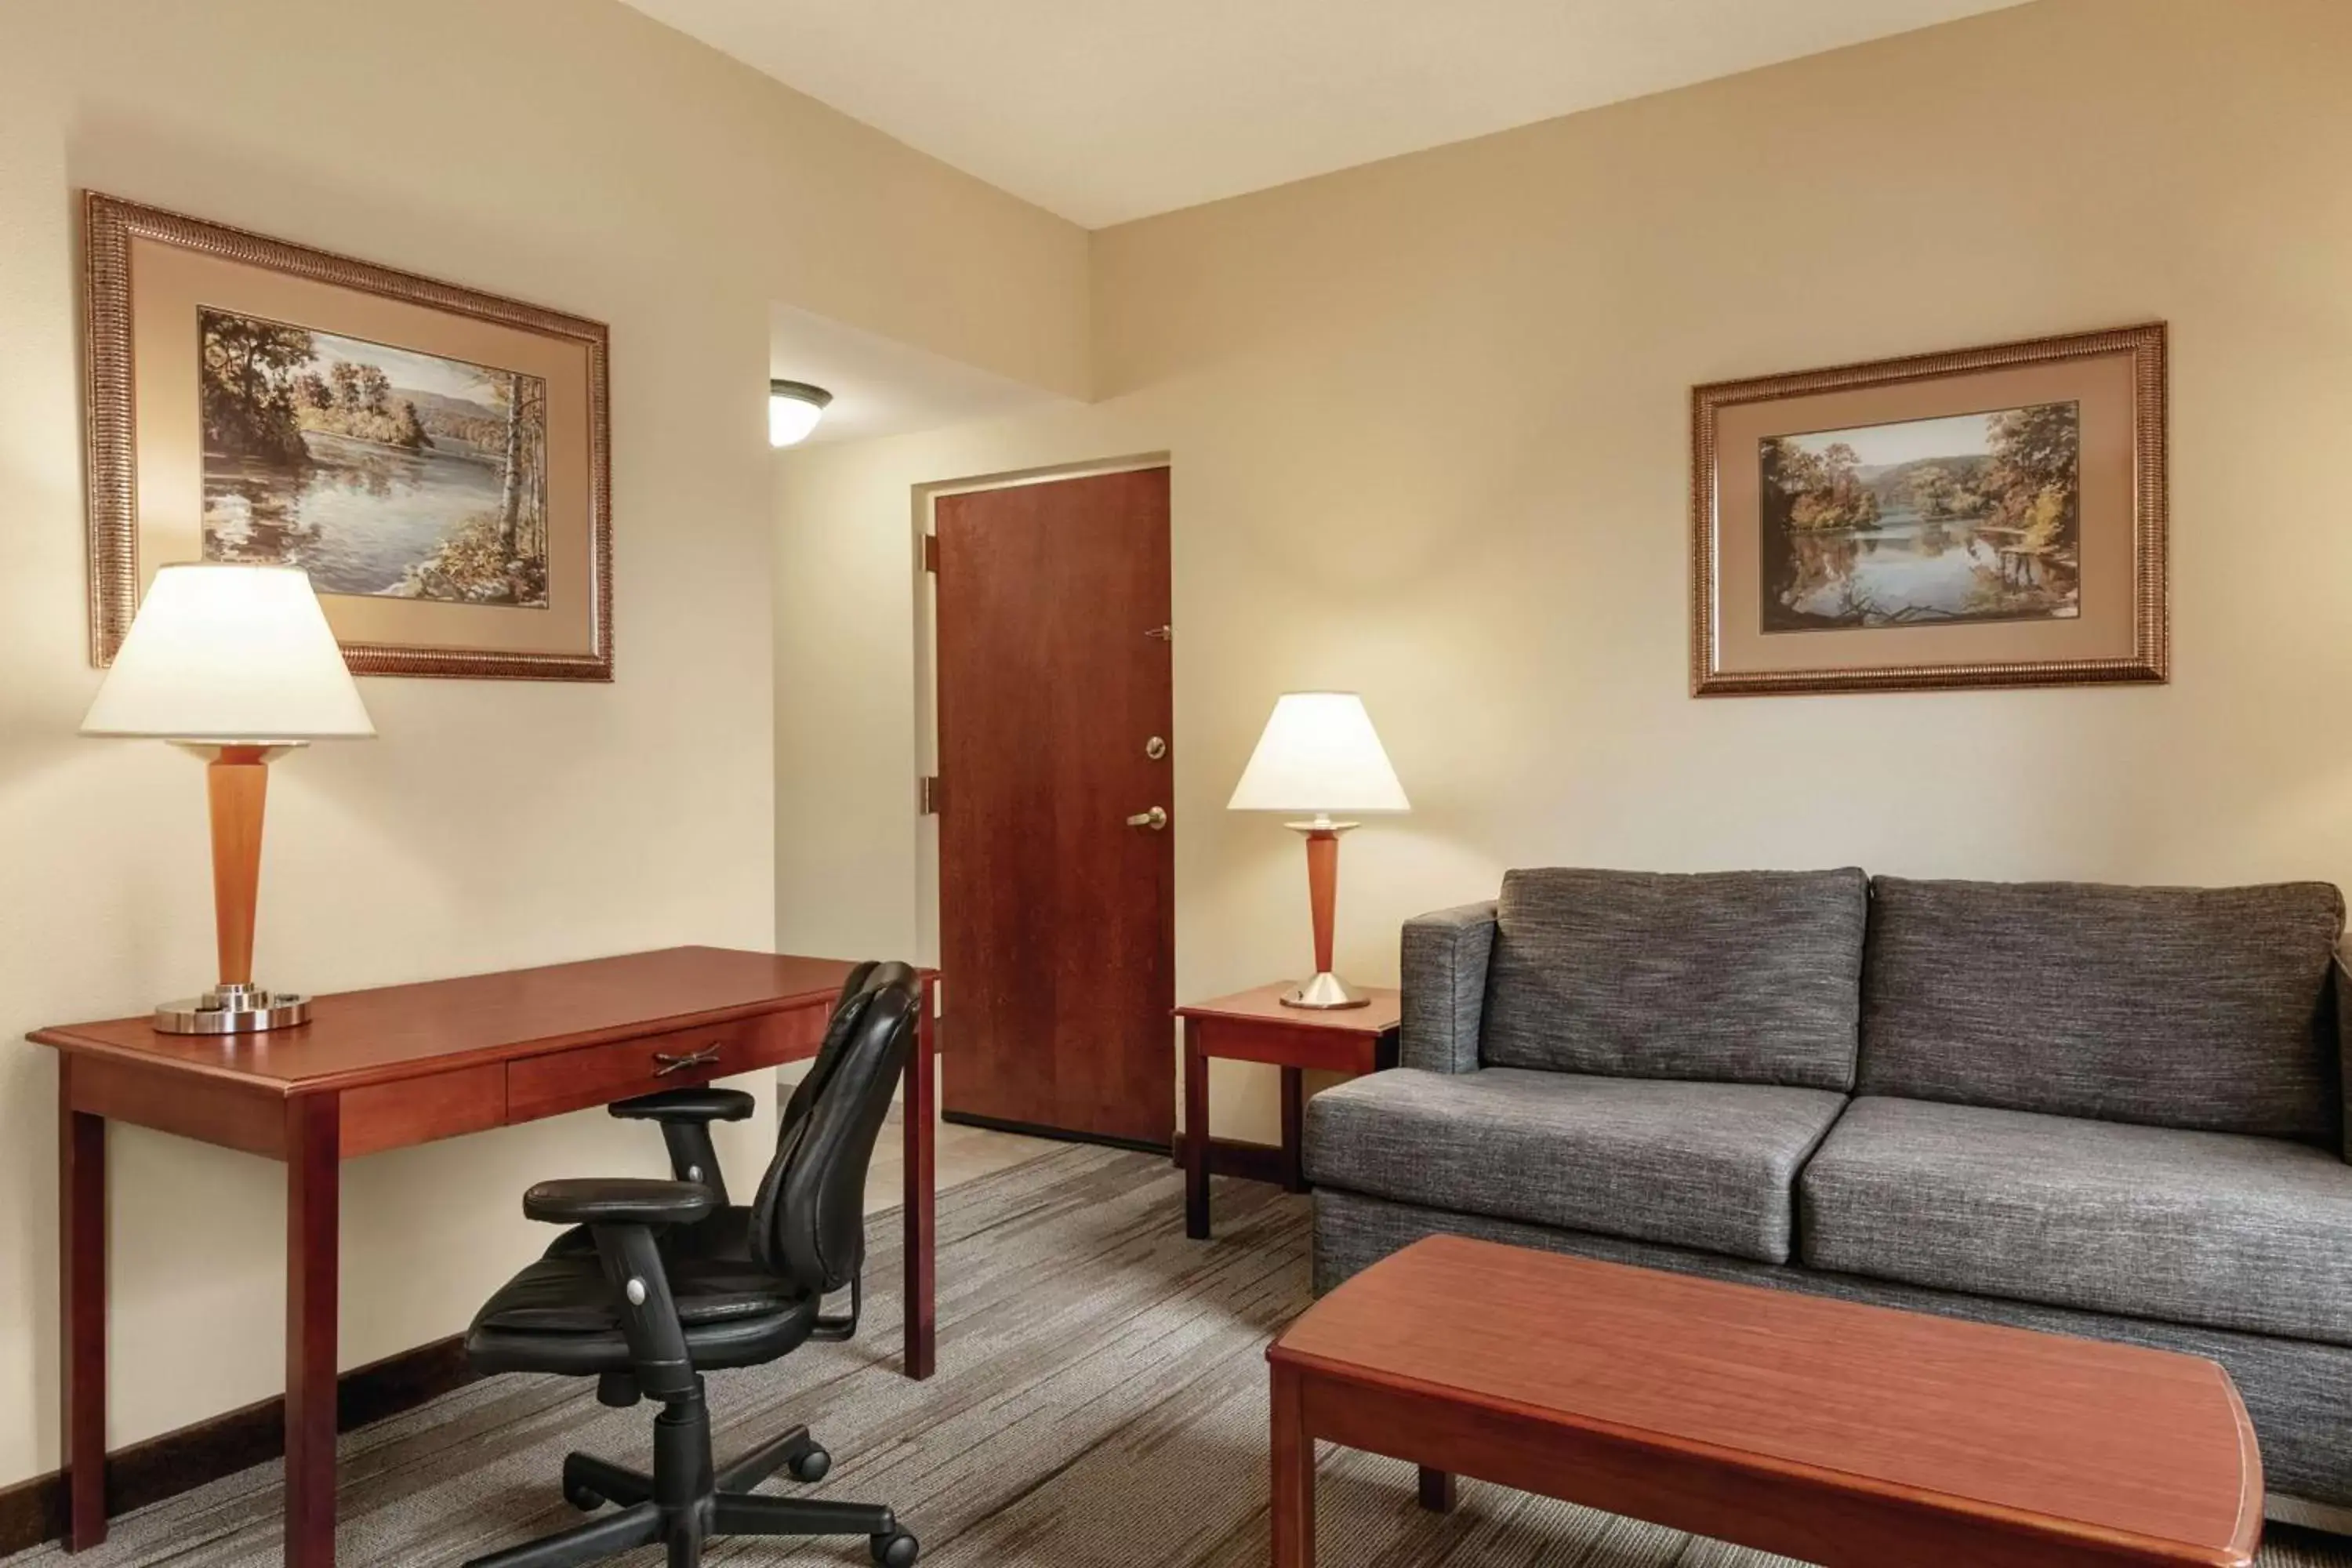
[770,303,1069,446]
[625,0,2031,227]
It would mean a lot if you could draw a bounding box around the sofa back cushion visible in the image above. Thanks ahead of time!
[1858,877,2344,1137]
[1481,867,1867,1091]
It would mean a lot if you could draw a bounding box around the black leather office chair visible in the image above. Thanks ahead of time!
[462,961,922,1568]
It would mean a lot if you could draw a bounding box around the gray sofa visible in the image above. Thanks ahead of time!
[1305,868,2352,1516]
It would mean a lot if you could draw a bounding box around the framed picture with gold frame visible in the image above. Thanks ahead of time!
[83,192,612,681]
[1691,323,2165,696]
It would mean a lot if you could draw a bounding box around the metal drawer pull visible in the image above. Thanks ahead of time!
[652,1044,722,1076]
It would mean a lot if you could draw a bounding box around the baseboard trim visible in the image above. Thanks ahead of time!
[0,1333,475,1555]
[939,1110,1170,1156]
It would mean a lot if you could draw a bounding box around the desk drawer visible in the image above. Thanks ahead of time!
[505,1007,827,1124]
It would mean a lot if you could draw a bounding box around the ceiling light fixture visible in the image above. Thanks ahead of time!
[768,379,833,447]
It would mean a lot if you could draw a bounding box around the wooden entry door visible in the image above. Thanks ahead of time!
[935,466,1174,1149]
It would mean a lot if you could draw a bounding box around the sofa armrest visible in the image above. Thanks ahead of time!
[2338,953,2351,1163]
[1400,901,1497,1074]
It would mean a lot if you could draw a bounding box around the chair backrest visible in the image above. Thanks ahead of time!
[747,960,917,1294]
[777,960,880,1139]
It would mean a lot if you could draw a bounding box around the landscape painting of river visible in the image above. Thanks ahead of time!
[1759,401,2081,633]
[198,307,549,608]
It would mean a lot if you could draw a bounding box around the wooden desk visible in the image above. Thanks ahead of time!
[31,946,938,1567]
[1175,985,1400,1240]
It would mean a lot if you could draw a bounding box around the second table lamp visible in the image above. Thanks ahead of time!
[1227,692,1409,1008]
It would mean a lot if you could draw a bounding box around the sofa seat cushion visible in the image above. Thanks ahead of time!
[1802,1096,2352,1346]
[1304,1067,1846,1265]
[1858,877,2343,1137]
[1483,867,1867,1091]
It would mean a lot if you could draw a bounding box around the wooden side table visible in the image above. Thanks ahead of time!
[1175,984,1401,1240]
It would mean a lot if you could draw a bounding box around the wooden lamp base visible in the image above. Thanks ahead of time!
[1282,819,1370,1010]
[153,744,310,1034]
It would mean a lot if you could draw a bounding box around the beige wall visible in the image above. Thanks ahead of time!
[0,0,1084,1488]
[775,0,2352,1147]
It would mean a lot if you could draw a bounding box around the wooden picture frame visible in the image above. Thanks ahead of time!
[1691,324,2166,696]
[83,192,612,681]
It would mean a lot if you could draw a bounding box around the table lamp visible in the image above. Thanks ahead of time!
[81,563,376,1033]
[1228,692,1409,1008]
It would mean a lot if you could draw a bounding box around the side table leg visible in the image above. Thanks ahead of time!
[1270,1362,1315,1567]
[60,1058,107,1552]
[1279,1067,1307,1193]
[904,978,938,1380]
[1184,1019,1210,1239]
[285,1094,341,1567]
[1417,1466,1457,1514]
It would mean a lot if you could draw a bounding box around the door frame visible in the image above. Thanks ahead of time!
[909,453,1173,993]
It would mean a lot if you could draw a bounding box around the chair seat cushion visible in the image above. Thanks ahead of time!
[466,1207,819,1377]
[476,1251,797,1334]
[1303,1067,1846,1264]
[1802,1096,2352,1345]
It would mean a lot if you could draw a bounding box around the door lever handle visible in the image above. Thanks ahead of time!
[1125,807,1169,831]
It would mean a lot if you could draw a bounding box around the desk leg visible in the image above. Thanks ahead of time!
[1183,1020,1210,1240]
[903,979,936,1381]
[285,1094,340,1567]
[60,1058,107,1552]
[1269,1362,1315,1568]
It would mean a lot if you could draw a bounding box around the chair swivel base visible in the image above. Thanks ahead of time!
[463,1415,918,1568]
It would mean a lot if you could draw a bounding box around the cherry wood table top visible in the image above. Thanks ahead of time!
[1272,1235,2262,1566]
[31,946,875,1095]
[1174,982,1401,1035]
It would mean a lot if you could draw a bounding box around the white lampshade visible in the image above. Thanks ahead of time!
[82,564,376,743]
[1228,692,1409,815]
[768,379,832,447]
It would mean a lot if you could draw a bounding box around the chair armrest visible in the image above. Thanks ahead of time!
[610,1087,757,1124]
[609,1089,752,1201]
[1400,901,1497,1074]
[522,1178,716,1228]
[524,1185,702,1399]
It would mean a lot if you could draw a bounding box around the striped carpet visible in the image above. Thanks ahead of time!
[10,1143,2348,1566]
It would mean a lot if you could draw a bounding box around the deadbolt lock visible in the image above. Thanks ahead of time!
[1145,735,1167,760]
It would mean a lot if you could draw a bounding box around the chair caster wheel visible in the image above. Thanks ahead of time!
[788,1444,831,1483]
[563,1482,604,1512]
[870,1528,920,1566]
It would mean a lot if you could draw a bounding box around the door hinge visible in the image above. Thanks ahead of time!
[922,535,940,573]
[919,775,942,815]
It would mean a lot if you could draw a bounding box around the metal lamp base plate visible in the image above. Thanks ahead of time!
[1281,971,1373,1010]
[154,984,312,1035]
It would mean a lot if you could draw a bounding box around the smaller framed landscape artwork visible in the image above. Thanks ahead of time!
[83,193,612,680]
[1690,323,2166,696]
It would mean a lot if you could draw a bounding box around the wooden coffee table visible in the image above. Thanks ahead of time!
[1268,1235,2261,1567]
